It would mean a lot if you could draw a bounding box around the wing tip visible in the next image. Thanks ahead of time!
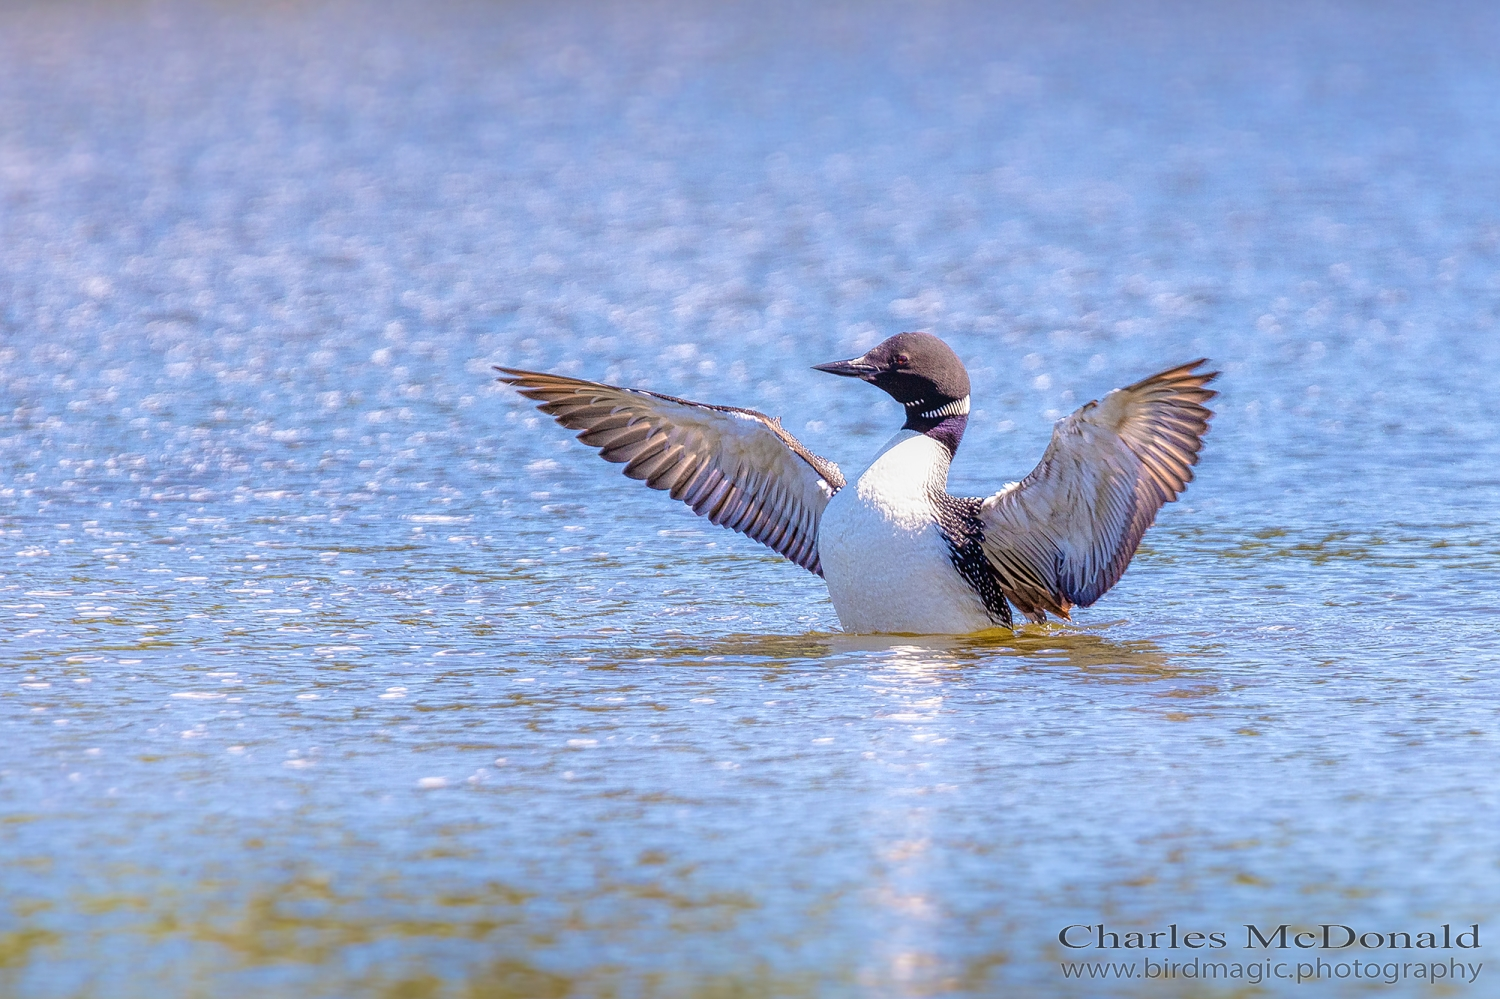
[1121,358,1221,412]
[493,364,537,386]
[1152,356,1219,384]
[1187,358,1222,398]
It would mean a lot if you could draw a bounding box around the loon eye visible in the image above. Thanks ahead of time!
[893,353,911,368]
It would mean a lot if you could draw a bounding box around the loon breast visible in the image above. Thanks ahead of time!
[817,431,996,634]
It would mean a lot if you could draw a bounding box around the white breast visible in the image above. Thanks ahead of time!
[817,431,995,634]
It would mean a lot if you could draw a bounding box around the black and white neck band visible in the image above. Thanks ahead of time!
[913,396,970,420]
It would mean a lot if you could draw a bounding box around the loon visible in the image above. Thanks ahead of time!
[497,333,1216,634]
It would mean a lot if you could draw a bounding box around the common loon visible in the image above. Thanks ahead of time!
[497,333,1216,634]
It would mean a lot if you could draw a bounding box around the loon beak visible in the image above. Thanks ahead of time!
[813,355,880,380]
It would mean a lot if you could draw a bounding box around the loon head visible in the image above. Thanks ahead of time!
[814,332,971,451]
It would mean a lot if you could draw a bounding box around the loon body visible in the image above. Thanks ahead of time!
[818,431,995,634]
[498,333,1216,635]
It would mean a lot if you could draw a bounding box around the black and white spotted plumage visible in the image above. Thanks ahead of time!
[932,491,1014,629]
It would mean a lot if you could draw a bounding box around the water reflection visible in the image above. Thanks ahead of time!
[598,623,1193,679]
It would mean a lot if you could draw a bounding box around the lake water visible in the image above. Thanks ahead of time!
[3,1,1499,996]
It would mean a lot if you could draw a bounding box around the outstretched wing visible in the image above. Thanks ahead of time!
[496,367,846,575]
[978,359,1218,622]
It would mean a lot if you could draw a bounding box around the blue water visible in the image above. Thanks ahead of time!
[3,1,1499,996]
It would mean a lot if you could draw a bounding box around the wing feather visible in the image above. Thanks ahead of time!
[496,367,845,575]
[978,359,1218,622]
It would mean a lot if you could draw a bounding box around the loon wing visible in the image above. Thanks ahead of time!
[977,359,1218,622]
[496,367,845,575]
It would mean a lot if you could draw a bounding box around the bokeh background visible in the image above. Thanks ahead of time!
[2,1,1499,996]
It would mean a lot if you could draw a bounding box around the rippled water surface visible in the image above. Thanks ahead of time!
[3,2,1500,996]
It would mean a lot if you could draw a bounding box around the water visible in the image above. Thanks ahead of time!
[3,1,1499,995]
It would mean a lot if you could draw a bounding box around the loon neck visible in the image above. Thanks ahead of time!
[902,395,969,457]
